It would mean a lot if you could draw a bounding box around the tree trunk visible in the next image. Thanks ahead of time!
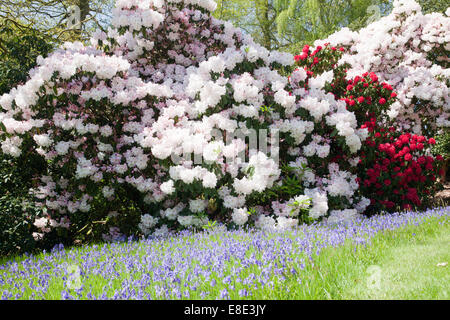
[441,159,448,184]
[73,0,90,40]
[255,0,272,50]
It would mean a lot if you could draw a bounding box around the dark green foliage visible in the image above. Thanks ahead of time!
[433,132,450,160]
[0,22,54,257]
[0,22,54,95]
[0,150,46,256]
[418,0,449,14]
[432,131,450,181]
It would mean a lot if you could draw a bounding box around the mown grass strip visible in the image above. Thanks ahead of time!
[276,215,449,299]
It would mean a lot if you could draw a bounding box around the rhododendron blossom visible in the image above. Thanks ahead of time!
[0,0,446,243]
[315,0,449,136]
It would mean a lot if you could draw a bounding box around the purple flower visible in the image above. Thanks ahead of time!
[219,289,229,300]
[0,207,447,300]
[238,289,249,297]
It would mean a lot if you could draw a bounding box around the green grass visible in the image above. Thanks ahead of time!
[341,221,449,299]
[277,216,449,299]
[1,213,448,300]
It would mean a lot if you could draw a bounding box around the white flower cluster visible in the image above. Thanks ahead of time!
[325,104,362,153]
[138,214,159,235]
[272,195,312,217]
[232,207,249,225]
[233,152,281,195]
[189,199,208,213]
[304,188,329,219]
[300,95,332,122]
[254,215,299,232]
[316,0,449,135]
[177,215,209,228]
[302,135,331,158]
[324,163,359,198]
[0,0,410,238]
[326,209,360,225]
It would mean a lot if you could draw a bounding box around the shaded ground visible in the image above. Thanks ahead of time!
[434,182,450,207]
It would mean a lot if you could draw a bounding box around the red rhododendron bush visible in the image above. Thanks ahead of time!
[294,43,443,215]
[359,123,444,213]
[314,0,449,137]
[0,0,447,246]
[297,0,448,214]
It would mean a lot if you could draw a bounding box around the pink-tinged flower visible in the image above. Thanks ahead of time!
[32,232,44,241]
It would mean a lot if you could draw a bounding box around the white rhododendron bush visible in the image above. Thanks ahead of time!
[315,0,449,136]
[0,0,447,244]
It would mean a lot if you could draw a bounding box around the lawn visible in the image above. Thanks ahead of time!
[283,208,449,299]
[341,218,449,299]
[0,206,448,300]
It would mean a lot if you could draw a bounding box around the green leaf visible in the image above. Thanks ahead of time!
[330,129,338,137]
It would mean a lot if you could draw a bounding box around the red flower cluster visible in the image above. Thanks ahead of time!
[359,126,444,213]
[292,42,445,216]
[293,43,346,80]
[294,45,311,62]
[340,74,396,124]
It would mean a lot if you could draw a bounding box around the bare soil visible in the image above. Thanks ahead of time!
[434,182,450,207]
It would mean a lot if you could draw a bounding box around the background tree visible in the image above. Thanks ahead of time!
[213,0,278,49]
[276,0,393,52]
[0,21,54,95]
[0,0,113,42]
[214,0,392,52]
[0,20,54,256]
[418,0,449,14]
